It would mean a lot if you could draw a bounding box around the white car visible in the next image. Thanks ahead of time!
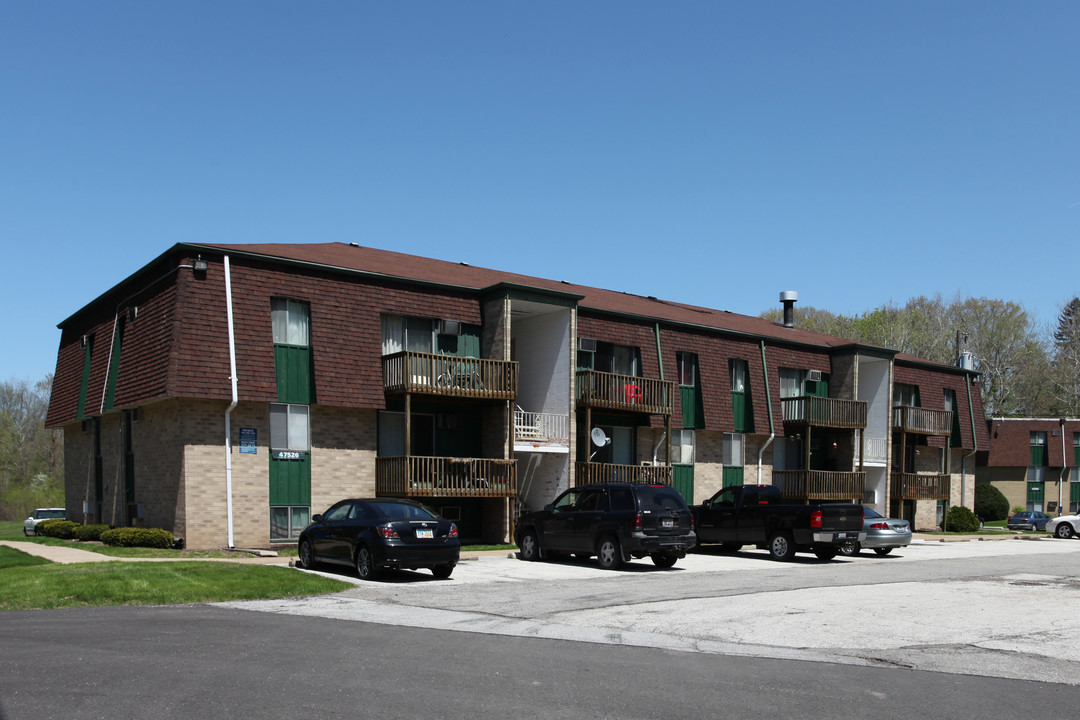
[1046,513,1080,539]
[23,508,66,536]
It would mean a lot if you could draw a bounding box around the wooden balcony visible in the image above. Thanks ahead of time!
[781,396,867,429]
[892,406,953,436]
[573,462,673,486]
[575,371,674,415]
[891,472,950,500]
[514,408,570,451]
[382,352,518,400]
[376,456,517,498]
[773,470,866,501]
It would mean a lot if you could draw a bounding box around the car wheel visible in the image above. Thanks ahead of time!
[838,542,860,557]
[767,531,796,561]
[23,527,31,537]
[297,539,316,569]
[813,547,838,561]
[873,547,893,556]
[518,529,540,561]
[650,552,678,568]
[596,536,623,570]
[354,545,381,580]
[431,564,454,579]
[1055,523,1075,539]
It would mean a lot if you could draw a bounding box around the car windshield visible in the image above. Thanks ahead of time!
[635,487,688,512]
[864,508,883,519]
[36,509,65,519]
[368,502,438,520]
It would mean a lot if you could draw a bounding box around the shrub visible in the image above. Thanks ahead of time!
[942,505,981,532]
[37,519,81,539]
[73,524,112,542]
[100,527,174,549]
[974,483,1010,521]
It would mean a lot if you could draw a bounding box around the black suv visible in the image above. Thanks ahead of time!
[514,483,696,569]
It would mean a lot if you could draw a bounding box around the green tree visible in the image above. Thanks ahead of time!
[974,482,1010,521]
[1051,297,1080,416]
[0,375,64,520]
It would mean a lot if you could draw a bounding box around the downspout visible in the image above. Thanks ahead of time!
[758,341,775,483]
[654,323,671,465]
[224,256,239,548]
[962,376,978,510]
[1059,417,1067,516]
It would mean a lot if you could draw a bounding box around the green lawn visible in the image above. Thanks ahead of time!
[0,520,353,610]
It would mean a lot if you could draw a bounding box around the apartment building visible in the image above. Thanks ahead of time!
[978,418,1080,515]
[45,243,988,548]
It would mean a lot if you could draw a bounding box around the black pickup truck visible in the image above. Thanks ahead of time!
[691,484,864,561]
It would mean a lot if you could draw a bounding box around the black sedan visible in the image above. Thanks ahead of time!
[297,498,459,580]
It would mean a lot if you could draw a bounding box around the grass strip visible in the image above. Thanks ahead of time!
[0,562,353,611]
[0,546,52,570]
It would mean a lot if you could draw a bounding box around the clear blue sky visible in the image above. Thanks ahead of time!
[3,1,1078,383]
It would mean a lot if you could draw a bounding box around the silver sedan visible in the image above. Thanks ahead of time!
[838,507,912,556]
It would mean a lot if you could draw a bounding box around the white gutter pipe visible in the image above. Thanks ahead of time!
[224,256,238,548]
[757,341,775,483]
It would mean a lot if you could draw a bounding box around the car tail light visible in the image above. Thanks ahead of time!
[377,524,399,539]
[869,522,889,530]
[810,510,822,528]
[634,513,643,531]
[449,523,459,538]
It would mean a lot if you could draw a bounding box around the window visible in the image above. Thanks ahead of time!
[677,352,697,387]
[671,430,695,464]
[779,369,803,399]
[271,299,310,346]
[731,360,747,393]
[722,433,744,467]
[894,383,919,407]
[382,315,436,355]
[581,341,641,375]
[270,506,309,541]
[270,404,309,452]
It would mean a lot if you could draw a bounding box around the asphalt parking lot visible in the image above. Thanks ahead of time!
[220,536,1080,686]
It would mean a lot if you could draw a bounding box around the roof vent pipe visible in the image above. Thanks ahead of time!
[780,291,798,328]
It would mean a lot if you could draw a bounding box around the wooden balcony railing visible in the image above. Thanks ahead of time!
[575,371,674,415]
[781,396,867,429]
[376,456,517,498]
[382,352,518,400]
[891,472,950,500]
[573,462,673,487]
[892,406,954,436]
[773,470,866,501]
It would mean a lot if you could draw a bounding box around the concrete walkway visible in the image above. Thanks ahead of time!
[0,540,288,564]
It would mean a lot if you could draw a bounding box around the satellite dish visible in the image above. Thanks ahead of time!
[590,428,610,447]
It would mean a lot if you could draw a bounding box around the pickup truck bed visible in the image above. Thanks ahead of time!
[691,484,864,560]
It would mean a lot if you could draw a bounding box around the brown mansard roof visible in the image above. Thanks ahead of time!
[185,241,958,369]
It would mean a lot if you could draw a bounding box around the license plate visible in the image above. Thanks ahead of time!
[835,532,849,540]
[661,519,674,528]
[415,529,434,539]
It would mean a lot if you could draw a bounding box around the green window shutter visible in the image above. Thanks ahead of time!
[1071,482,1080,503]
[1027,483,1043,504]
[722,466,744,488]
[1030,444,1048,467]
[275,345,315,404]
[672,465,694,504]
[78,337,93,419]
[105,317,125,411]
[269,456,311,506]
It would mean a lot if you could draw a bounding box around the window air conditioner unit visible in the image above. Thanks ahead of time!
[807,369,823,382]
[438,319,462,336]
[579,337,597,353]
[863,490,877,504]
